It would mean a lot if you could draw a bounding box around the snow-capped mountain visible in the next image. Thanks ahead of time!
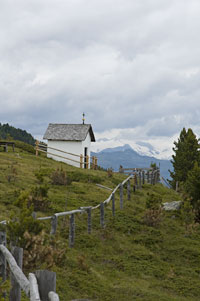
[91,144,172,180]
[92,140,172,160]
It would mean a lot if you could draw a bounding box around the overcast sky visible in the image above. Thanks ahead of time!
[0,0,200,157]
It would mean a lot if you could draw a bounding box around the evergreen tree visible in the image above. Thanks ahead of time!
[185,162,200,209]
[169,128,200,189]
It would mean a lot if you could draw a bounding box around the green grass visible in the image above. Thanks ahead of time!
[1,145,200,300]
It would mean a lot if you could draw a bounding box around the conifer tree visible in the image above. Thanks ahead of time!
[169,128,199,188]
[185,162,200,209]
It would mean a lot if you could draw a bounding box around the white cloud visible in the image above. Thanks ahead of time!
[0,0,200,150]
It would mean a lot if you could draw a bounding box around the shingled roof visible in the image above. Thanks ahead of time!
[43,124,95,142]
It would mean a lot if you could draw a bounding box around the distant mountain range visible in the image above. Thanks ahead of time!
[91,144,172,181]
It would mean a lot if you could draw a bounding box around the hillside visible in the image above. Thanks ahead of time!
[0,123,35,145]
[92,144,172,180]
[1,144,200,301]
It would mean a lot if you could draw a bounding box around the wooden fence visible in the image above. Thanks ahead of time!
[34,168,160,247]
[35,141,98,170]
[0,233,59,301]
[0,167,160,300]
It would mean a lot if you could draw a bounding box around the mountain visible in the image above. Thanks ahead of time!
[92,144,172,181]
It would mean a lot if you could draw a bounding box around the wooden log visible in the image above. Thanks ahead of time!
[120,183,123,209]
[112,193,115,217]
[50,215,58,235]
[35,270,56,301]
[69,214,75,248]
[29,273,41,301]
[127,179,131,200]
[147,171,149,184]
[0,245,29,296]
[96,184,112,191]
[100,202,104,227]
[55,209,83,218]
[94,157,98,170]
[0,232,7,282]
[80,154,83,168]
[142,171,145,185]
[87,207,92,234]
[138,172,142,189]
[48,291,60,301]
[9,247,23,301]
[134,174,138,189]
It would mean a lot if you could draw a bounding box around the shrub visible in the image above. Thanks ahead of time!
[23,231,66,270]
[144,193,163,227]
[107,168,113,178]
[144,209,163,227]
[15,185,50,211]
[14,140,35,154]
[51,167,71,185]
[146,193,162,210]
[7,205,43,247]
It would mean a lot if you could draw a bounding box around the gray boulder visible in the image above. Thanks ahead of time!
[162,201,182,211]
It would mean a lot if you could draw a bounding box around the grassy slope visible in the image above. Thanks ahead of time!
[1,146,200,301]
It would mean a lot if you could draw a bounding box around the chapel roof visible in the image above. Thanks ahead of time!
[43,124,95,142]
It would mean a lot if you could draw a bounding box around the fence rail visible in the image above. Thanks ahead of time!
[0,167,160,299]
[0,242,60,301]
[35,141,98,170]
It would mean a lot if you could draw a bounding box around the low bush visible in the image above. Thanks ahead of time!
[51,167,72,185]
[144,193,163,226]
[15,185,50,211]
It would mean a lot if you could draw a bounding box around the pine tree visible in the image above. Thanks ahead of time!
[185,162,200,209]
[169,128,200,188]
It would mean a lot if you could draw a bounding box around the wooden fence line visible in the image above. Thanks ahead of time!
[0,169,160,251]
[0,168,160,300]
[35,141,98,170]
[0,243,60,301]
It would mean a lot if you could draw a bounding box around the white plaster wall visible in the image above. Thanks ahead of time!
[47,140,82,168]
[47,134,92,168]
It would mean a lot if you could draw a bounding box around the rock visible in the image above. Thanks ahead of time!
[162,201,182,211]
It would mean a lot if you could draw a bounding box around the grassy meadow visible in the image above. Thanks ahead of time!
[0,144,200,301]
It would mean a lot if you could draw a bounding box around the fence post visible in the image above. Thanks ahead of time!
[29,273,40,301]
[35,140,39,156]
[86,155,89,169]
[150,171,153,185]
[9,247,23,301]
[94,157,97,170]
[36,270,56,301]
[139,172,142,189]
[100,202,104,228]
[147,171,149,184]
[87,207,92,234]
[0,231,7,282]
[142,171,145,185]
[69,214,75,248]
[112,193,115,217]
[80,154,83,168]
[120,184,123,209]
[92,156,95,169]
[50,215,58,235]
[127,180,131,200]
[134,173,138,190]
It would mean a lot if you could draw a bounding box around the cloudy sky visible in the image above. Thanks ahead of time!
[1,0,200,158]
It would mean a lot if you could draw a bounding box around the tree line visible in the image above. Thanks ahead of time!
[0,123,35,145]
